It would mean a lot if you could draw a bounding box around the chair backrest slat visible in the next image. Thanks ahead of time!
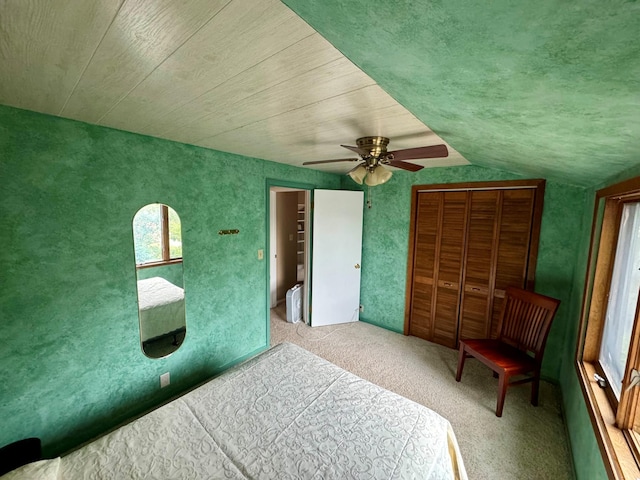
[497,287,560,360]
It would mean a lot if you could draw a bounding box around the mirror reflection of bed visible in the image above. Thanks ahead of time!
[137,276,186,358]
[132,203,187,359]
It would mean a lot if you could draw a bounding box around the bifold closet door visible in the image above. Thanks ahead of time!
[432,191,468,348]
[457,190,500,340]
[457,189,536,340]
[408,191,468,348]
[407,192,440,340]
[406,180,543,349]
[489,188,536,337]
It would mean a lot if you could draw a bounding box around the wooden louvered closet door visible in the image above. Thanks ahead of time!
[407,193,441,340]
[433,192,468,347]
[488,189,537,336]
[458,190,500,341]
[408,191,469,348]
[405,180,544,349]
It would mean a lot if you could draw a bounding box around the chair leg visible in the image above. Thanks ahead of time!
[531,373,540,406]
[455,344,466,382]
[496,372,508,417]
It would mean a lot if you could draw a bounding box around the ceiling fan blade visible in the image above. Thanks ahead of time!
[303,157,360,166]
[341,144,370,156]
[387,144,448,161]
[388,160,424,172]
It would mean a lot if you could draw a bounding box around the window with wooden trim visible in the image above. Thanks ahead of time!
[132,203,182,268]
[577,176,640,479]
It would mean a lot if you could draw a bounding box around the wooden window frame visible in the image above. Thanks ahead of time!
[135,204,183,269]
[576,176,640,480]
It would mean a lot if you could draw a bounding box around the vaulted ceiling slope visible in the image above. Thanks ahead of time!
[0,0,468,174]
[283,0,640,187]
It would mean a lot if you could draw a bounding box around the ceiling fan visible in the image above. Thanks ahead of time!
[302,136,448,186]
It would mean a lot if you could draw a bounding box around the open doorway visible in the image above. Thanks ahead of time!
[269,186,310,325]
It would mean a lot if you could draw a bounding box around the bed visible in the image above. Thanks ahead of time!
[136,276,185,342]
[3,342,467,479]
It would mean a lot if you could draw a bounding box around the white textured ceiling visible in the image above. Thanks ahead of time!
[0,0,468,173]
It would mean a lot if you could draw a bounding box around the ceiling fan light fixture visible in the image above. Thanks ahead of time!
[347,165,367,184]
[364,165,392,186]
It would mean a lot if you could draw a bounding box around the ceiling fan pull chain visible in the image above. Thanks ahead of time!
[367,185,373,209]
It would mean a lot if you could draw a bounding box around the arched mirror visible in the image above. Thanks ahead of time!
[132,203,186,358]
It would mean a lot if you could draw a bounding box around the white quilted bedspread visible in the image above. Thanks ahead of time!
[58,342,467,479]
[136,277,185,341]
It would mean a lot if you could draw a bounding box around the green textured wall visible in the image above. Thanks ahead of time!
[557,188,608,480]
[0,105,340,456]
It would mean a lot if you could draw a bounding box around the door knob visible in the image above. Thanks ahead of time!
[355,264,361,269]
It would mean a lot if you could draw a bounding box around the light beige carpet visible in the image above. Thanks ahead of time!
[270,307,574,480]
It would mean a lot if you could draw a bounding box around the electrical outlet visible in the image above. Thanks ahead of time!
[160,372,170,388]
[359,304,364,312]
[257,249,264,260]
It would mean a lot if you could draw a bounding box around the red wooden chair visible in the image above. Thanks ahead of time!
[455,286,560,417]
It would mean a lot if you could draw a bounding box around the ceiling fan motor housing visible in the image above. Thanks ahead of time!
[356,136,389,157]
[356,136,391,169]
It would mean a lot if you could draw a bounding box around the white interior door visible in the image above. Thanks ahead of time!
[269,189,277,308]
[311,189,364,327]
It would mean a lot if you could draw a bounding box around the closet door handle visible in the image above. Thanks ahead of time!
[355,264,361,269]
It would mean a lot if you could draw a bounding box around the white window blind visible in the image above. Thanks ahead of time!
[599,202,640,398]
